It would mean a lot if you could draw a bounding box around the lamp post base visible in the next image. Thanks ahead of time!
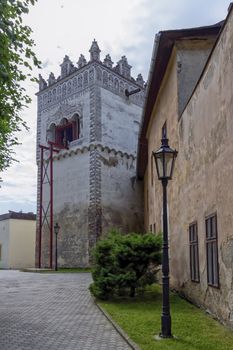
[159,333,173,339]
[154,334,175,340]
[160,314,172,338]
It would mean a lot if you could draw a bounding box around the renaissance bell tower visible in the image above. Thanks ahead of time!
[36,40,145,267]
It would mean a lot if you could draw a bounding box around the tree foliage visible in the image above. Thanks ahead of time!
[90,230,162,300]
[0,0,40,172]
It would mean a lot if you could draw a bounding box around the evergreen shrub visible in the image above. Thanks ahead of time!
[90,230,162,299]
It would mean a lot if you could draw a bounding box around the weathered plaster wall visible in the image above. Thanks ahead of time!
[176,39,214,116]
[145,49,178,236]
[101,150,143,234]
[101,88,142,155]
[40,150,90,268]
[54,150,90,267]
[0,220,10,268]
[145,12,233,326]
[173,12,233,325]
[100,87,143,235]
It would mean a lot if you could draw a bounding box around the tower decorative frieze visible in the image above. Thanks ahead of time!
[37,39,145,113]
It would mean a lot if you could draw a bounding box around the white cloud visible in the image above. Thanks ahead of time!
[0,0,230,214]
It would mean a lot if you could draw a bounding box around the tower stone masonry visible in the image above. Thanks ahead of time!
[36,40,145,267]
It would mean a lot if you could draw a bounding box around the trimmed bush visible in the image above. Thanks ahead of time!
[90,230,162,299]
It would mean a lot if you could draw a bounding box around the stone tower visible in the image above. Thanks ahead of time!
[36,40,145,267]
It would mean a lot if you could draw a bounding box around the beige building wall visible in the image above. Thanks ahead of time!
[145,49,178,235]
[144,10,233,326]
[8,219,36,268]
[172,11,233,324]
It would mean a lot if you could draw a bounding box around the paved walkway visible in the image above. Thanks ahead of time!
[0,270,131,350]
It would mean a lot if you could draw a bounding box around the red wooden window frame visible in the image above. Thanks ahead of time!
[55,120,79,146]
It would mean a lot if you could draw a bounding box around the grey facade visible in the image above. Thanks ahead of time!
[36,40,145,267]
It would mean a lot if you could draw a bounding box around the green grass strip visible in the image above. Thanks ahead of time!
[98,284,233,350]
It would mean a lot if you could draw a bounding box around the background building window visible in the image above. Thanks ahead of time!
[189,222,200,282]
[206,213,219,287]
[0,244,2,261]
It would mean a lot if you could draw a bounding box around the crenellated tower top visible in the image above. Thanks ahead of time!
[77,54,87,68]
[60,55,76,78]
[103,54,113,68]
[115,56,132,79]
[89,39,101,61]
[37,39,146,108]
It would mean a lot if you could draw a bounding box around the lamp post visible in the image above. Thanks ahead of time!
[153,136,177,338]
[54,223,60,271]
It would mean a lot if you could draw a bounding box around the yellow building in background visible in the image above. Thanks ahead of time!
[0,211,36,269]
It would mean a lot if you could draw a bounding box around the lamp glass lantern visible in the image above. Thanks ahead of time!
[153,138,177,180]
[54,223,60,236]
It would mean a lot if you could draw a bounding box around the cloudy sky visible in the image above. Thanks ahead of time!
[0,0,230,214]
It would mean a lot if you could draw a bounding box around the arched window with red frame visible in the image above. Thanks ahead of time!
[55,116,80,147]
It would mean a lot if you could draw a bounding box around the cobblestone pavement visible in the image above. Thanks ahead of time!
[0,270,131,350]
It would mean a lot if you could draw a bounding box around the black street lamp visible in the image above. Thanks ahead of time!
[153,136,177,338]
[54,223,60,271]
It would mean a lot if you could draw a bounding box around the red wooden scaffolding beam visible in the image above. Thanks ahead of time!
[38,142,68,268]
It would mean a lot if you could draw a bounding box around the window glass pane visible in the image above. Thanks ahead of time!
[164,153,173,178]
[194,244,198,280]
[207,242,213,284]
[189,223,199,282]
[156,154,164,178]
[206,218,211,239]
[193,245,197,280]
[213,242,218,286]
[212,215,216,238]
[206,214,218,286]
[210,217,213,238]
[194,224,197,241]
[190,246,194,280]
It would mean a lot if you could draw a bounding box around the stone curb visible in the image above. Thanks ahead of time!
[20,268,53,273]
[94,298,141,350]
